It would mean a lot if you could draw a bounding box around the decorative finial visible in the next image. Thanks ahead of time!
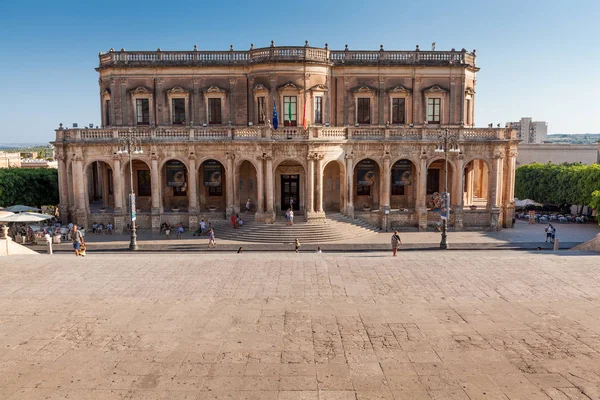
[305,40,309,47]
[120,48,125,52]
[109,48,114,52]
[270,40,275,47]
[250,43,254,50]
[157,47,161,51]
[230,44,234,51]
[472,49,477,55]
[451,48,455,52]
[461,48,466,52]
[345,44,348,51]
[415,45,420,51]
[59,123,63,129]
[193,44,197,51]
[325,43,328,50]
[380,44,384,51]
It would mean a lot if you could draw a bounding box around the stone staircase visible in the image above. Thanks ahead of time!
[209,212,380,243]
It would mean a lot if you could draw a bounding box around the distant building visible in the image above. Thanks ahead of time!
[509,117,548,144]
[0,152,21,168]
[517,143,600,167]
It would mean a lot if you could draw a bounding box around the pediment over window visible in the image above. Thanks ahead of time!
[130,86,151,94]
[423,85,448,93]
[205,85,227,94]
[353,85,376,94]
[277,81,302,92]
[309,84,329,92]
[387,85,411,94]
[465,87,475,95]
[253,84,269,93]
[168,86,188,94]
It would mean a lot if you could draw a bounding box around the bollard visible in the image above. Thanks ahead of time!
[45,234,53,255]
[553,238,559,251]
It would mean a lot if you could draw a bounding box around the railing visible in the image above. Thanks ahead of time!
[99,46,475,68]
[56,126,511,143]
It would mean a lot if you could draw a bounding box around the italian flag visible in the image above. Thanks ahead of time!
[288,100,293,126]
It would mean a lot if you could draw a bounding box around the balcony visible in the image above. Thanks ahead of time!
[55,126,515,143]
[98,46,476,69]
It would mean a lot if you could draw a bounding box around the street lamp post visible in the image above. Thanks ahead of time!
[434,128,460,249]
[117,130,143,251]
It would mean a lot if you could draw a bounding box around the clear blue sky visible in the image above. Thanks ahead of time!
[0,0,598,143]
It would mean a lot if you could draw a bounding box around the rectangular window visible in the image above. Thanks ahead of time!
[283,96,297,126]
[357,98,370,124]
[136,98,150,125]
[105,99,111,126]
[172,98,186,125]
[137,170,151,197]
[208,98,222,124]
[427,98,441,124]
[257,97,266,124]
[392,98,405,124]
[314,96,323,124]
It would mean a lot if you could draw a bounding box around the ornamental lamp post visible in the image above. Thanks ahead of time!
[116,130,144,250]
[434,128,460,249]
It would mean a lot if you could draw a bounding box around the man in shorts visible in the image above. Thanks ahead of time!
[69,224,85,256]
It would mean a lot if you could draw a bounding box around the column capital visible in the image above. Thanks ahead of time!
[119,77,127,84]
[509,150,518,158]
[344,153,353,160]
[189,153,197,161]
[269,73,276,84]
[192,77,201,85]
[228,77,237,86]
[493,152,504,160]
[155,77,163,85]
[225,152,235,161]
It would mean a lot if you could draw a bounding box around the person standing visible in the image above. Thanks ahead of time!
[391,230,402,257]
[176,223,184,239]
[231,213,237,229]
[245,198,251,214]
[295,238,301,253]
[545,223,553,242]
[289,209,294,226]
[69,224,85,257]
[208,228,216,248]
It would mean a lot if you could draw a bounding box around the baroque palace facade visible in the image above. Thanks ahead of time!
[53,42,518,232]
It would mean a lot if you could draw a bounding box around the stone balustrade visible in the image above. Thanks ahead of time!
[56,126,513,143]
[98,46,476,68]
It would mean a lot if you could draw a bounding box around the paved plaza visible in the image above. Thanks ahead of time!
[1,251,600,399]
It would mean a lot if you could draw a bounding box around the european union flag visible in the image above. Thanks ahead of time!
[272,103,278,130]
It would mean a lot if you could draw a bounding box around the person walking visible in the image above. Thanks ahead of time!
[289,209,294,226]
[69,224,85,257]
[208,228,216,248]
[391,230,402,257]
[245,198,251,214]
[176,223,184,239]
[295,238,301,253]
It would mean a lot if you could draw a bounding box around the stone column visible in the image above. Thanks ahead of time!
[306,155,315,214]
[381,155,391,231]
[192,77,200,126]
[188,155,198,230]
[228,77,236,125]
[453,155,464,230]
[73,155,88,228]
[265,155,275,222]
[150,154,160,232]
[112,156,124,232]
[503,149,517,228]
[256,156,264,215]
[345,154,354,218]
[316,155,324,213]
[247,76,254,125]
[324,74,331,124]
[120,78,128,126]
[417,153,428,231]
[343,77,350,126]
[378,76,385,125]
[449,77,456,124]
[226,153,235,216]
[155,78,163,126]
[412,77,421,125]
[488,153,502,231]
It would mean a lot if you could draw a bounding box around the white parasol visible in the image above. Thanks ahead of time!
[0,212,53,223]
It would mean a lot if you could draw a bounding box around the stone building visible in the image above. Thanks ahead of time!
[52,42,518,232]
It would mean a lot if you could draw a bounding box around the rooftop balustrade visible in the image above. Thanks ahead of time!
[56,126,514,143]
[98,45,476,69]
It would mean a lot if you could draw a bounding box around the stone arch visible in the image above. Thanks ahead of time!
[122,158,152,213]
[84,160,115,213]
[463,158,491,209]
[425,157,455,209]
[274,158,306,213]
[161,159,188,212]
[353,157,381,211]
[198,159,226,212]
[390,158,418,210]
[236,159,258,213]
[322,159,345,212]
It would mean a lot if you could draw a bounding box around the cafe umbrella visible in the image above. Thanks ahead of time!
[0,212,53,223]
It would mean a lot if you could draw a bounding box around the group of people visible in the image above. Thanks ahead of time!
[230,214,244,229]
[91,222,113,235]
[545,223,557,243]
[285,209,295,225]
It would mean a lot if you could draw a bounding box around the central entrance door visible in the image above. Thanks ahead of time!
[281,174,300,211]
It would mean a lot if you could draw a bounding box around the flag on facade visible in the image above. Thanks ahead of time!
[288,100,293,126]
[272,103,278,130]
[302,101,307,130]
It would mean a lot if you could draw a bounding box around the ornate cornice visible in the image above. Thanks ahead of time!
[167,86,188,94]
[309,84,328,92]
[423,84,448,94]
[387,85,411,94]
[277,81,302,92]
[205,85,226,94]
[253,84,269,93]
[130,86,151,94]
[353,85,377,94]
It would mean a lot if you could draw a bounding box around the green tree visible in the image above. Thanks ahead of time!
[0,168,59,208]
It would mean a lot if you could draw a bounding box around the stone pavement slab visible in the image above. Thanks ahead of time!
[1,251,600,399]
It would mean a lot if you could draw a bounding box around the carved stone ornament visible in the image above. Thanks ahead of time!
[423,85,448,93]
[465,87,476,96]
[353,85,376,94]
[130,86,151,94]
[101,88,111,96]
[277,81,302,92]
[309,84,328,92]
[168,86,187,94]
[205,85,226,93]
[387,85,411,94]
[253,84,269,93]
